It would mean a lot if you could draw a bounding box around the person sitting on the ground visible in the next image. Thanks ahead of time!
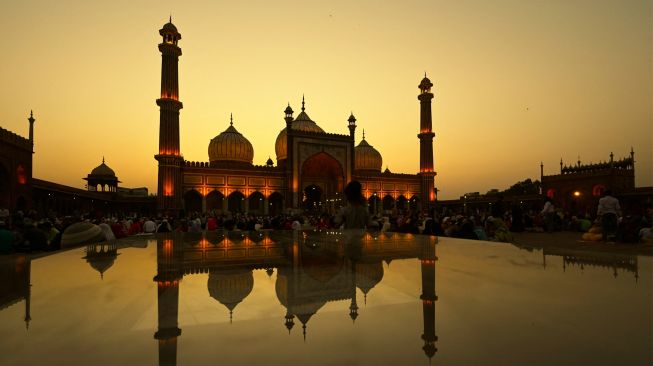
[157,219,172,233]
[142,218,157,233]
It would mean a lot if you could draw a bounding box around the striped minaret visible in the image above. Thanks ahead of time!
[418,74,436,213]
[155,18,184,215]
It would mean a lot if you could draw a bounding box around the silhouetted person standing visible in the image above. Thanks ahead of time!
[597,190,621,242]
[335,181,377,229]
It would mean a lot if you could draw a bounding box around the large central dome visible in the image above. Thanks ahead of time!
[208,116,254,165]
[275,102,324,161]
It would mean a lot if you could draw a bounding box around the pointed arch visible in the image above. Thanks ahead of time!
[206,190,225,211]
[248,191,265,215]
[184,189,202,213]
[228,191,246,213]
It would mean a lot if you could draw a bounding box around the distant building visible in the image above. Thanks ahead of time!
[0,113,155,216]
[0,112,34,211]
[153,20,438,216]
[541,150,652,215]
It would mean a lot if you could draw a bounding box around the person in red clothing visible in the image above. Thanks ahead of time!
[128,219,143,235]
[111,220,127,238]
[207,216,217,231]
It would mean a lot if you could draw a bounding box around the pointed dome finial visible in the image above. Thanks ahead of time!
[362,129,365,140]
[169,14,172,23]
[102,156,105,164]
[230,113,233,126]
[301,94,305,112]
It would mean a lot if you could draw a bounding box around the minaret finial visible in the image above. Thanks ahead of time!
[362,129,365,140]
[230,113,233,126]
[30,110,33,118]
[102,156,105,164]
[301,94,305,112]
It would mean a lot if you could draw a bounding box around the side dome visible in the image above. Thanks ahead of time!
[355,136,382,172]
[275,106,324,161]
[91,159,116,177]
[208,118,254,165]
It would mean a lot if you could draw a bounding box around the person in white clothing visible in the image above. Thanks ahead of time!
[597,190,621,242]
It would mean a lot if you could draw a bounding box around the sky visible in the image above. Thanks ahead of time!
[0,0,651,199]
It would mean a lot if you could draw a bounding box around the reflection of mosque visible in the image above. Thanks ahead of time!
[153,231,438,365]
[541,247,639,281]
[0,256,31,330]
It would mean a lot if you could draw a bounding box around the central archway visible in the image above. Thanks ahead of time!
[300,152,344,214]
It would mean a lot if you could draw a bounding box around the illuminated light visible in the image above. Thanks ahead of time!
[573,191,581,197]
[163,239,173,256]
[163,182,173,197]
[16,165,26,184]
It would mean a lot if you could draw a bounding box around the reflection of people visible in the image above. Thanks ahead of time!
[541,197,556,232]
[597,190,621,242]
[335,181,378,229]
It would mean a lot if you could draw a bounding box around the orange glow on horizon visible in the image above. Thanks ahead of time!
[1,2,650,199]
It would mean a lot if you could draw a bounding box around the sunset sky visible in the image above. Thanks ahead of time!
[1,0,651,199]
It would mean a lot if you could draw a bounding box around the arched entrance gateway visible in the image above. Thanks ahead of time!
[300,152,344,214]
[206,190,225,212]
[183,189,202,214]
[228,191,246,213]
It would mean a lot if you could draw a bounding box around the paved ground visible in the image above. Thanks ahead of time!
[511,231,653,256]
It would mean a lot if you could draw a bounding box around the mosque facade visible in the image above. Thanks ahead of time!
[154,20,437,216]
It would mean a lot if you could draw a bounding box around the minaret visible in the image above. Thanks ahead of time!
[348,113,357,177]
[155,18,184,215]
[284,103,294,210]
[418,74,436,213]
[419,237,438,361]
[28,111,35,153]
[348,112,356,140]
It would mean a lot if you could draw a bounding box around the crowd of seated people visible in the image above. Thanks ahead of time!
[1,201,651,254]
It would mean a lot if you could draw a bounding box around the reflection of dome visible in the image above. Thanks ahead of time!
[301,250,344,283]
[356,261,384,301]
[355,135,383,172]
[208,117,254,165]
[208,269,254,318]
[275,105,324,161]
[83,243,119,279]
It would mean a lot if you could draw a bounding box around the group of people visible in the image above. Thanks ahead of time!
[2,184,652,254]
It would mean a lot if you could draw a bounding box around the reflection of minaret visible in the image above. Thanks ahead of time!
[24,258,31,330]
[154,234,183,366]
[155,17,184,215]
[349,258,358,323]
[419,237,438,361]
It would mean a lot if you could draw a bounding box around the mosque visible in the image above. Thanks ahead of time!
[154,20,437,216]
